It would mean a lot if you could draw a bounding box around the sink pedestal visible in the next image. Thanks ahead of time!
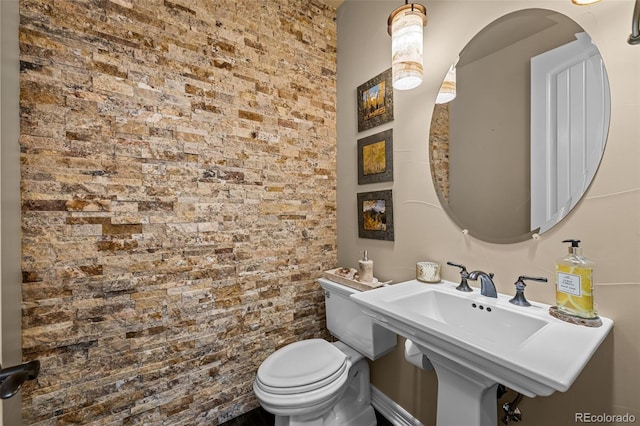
[350,280,614,426]
[421,349,499,426]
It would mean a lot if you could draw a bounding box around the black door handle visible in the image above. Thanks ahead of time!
[0,360,40,399]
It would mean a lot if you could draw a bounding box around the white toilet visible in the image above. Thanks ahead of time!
[253,278,397,426]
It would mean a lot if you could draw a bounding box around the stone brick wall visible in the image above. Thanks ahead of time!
[19,0,336,424]
[430,103,449,202]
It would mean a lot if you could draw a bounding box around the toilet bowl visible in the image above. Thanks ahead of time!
[253,278,397,426]
[253,339,372,425]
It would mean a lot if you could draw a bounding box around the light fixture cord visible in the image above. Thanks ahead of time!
[630,0,640,44]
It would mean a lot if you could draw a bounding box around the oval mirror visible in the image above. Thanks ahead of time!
[429,9,610,243]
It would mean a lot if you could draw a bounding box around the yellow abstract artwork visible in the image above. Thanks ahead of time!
[362,141,386,176]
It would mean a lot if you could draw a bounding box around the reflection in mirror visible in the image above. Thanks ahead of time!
[429,9,610,244]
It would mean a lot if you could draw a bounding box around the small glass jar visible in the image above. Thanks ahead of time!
[416,261,441,283]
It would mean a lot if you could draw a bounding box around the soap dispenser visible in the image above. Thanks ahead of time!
[555,239,597,319]
[358,250,373,283]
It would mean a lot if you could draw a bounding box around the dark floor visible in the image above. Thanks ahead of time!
[221,406,393,425]
[220,406,274,426]
[375,410,394,426]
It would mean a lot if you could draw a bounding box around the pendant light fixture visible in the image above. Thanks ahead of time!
[387,1,427,90]
[569,0,639,45]
[630,0,640,44]
[435,59,458,104]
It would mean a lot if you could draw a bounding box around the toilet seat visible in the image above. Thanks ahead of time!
[253,339,353,417]
[255,339,348,395]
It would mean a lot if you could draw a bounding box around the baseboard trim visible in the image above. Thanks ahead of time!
[370,385,423,426]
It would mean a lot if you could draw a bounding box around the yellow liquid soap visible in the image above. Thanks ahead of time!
[555,239,597,319]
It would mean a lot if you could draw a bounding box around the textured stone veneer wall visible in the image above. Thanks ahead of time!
[19,0,336,423]
[429,103,449,202]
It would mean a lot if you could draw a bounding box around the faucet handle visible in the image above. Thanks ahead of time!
[447,261,473,292]
[519,275,547,283]
[509,276,548,307]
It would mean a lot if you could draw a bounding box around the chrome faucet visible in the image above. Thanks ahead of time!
[446,261,473,292]
[467,271,497,298]
[509,275,548,307]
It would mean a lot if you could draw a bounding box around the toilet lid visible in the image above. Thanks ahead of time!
[256,339,348,395]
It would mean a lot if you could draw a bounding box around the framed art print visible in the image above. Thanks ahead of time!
[358,129,393,185]
[357,190,394,241]
[357,68,394,132]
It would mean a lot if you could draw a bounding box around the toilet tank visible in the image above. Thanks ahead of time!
[318,278,396,360]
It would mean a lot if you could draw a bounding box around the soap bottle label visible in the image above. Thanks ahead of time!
[557,272,581,296]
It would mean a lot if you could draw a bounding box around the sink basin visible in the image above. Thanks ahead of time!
[350,280,613,426]
[386,287,548,347]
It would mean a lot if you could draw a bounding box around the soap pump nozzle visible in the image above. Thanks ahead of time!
[363,250,368,261]
[563,239,582,255]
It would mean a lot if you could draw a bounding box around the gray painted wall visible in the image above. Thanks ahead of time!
[1,0,25,424]
[337,0,639,424]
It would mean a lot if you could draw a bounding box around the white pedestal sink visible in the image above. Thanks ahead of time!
[350,280,613,426]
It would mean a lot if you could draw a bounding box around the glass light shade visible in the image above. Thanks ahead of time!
[571,0,602,4]
[435,64,456,104]
[389,4,427,90]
